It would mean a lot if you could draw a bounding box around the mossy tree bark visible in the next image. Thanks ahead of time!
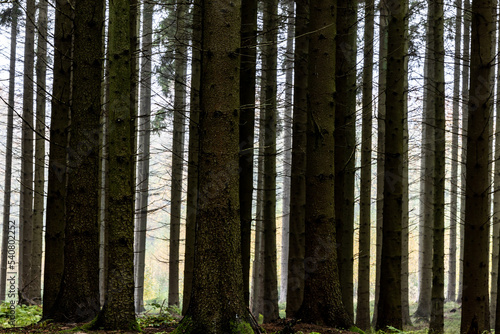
[48,0,103,322]
[183,0,201,315]
[42,0,72,318]
[92,0,137,328]
[297,0,351,328]
[285,0,308,319]
[375,0,407,330]
[335,0,357,319]
[460,0,493,332]
[239,0,257,307]
[429,0,445,332]
[0,1,19,303]
[356,0,373,329]
[174,0,253,332]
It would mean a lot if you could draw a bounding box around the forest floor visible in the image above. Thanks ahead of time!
[0,301,462,333]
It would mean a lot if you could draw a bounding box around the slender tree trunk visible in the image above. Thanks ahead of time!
[280,0,294,306]
[49,0,104,321]
[375,0,407,330]
[356,0,373,329]
[373,0,387,324]
[429,0,445,332]
[447,0,462,304]
[335,0,357,320]
[415,1,435,319]
[457,0,470,304]
[18,0,36,304]
[460,0,493,332]
[239,0,257,308]
[262,0,279,322]
[42,0,72,318]
[0,1,18,303]
[285,0,308,319]
[135,0,154,314]
[183,0,201,315]
[494,4,500,329]
[168,0,188,308]
[31,0,48,305]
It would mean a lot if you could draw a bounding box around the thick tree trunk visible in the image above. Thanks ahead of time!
[168,0,188,308]
[375,0,407,330]
[297,0,352,328]
[175,1,255,332]
[18,0,36,304]
[41,0,72,318]
[429,0,445,332]
[447,0,462,304]
[262,0,279,322]
[183,0,201,315]
[48,0,104,322]
[280,0,294,306]
[356,0,373,329]
[335,0,357,320]
[239,0,257,308]
[0,1,18,303]
[285,0,308,319]
[460,0,493,332]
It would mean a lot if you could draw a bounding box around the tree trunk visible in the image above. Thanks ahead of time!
[335,0,357,320]
[297,0,352,328]
[183,0,201,315]
[280,0,294,306]
[285,0,308,319]
[0,1,18,303]
[375,0,407,330]
[356,0,373,329]
[447,0,462,304]
[134,0,154,314]
[239,0,257,308]
[460,0,493,332]
[262,0,279,322]
[168,0,188,308]
[372,0,387,324]
[92,0,137,328]
[415,1,435,319]
[429,0,445,331]
[175,1,254,331]
[48,0,104,321]
[41,0,72,318]
[494,5,500,329]
[31,0,48,305]
[18,0,36,304]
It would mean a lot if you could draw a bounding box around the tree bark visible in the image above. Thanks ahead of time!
[0,1,19,303]
[356,0,373,329]
[375,0,407,330]
[429,0,445,331]
[460,0,493,332]
[335,0,357,320]
[48,0,104,321]
[285,0,308,319]
[168,0,188,308]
